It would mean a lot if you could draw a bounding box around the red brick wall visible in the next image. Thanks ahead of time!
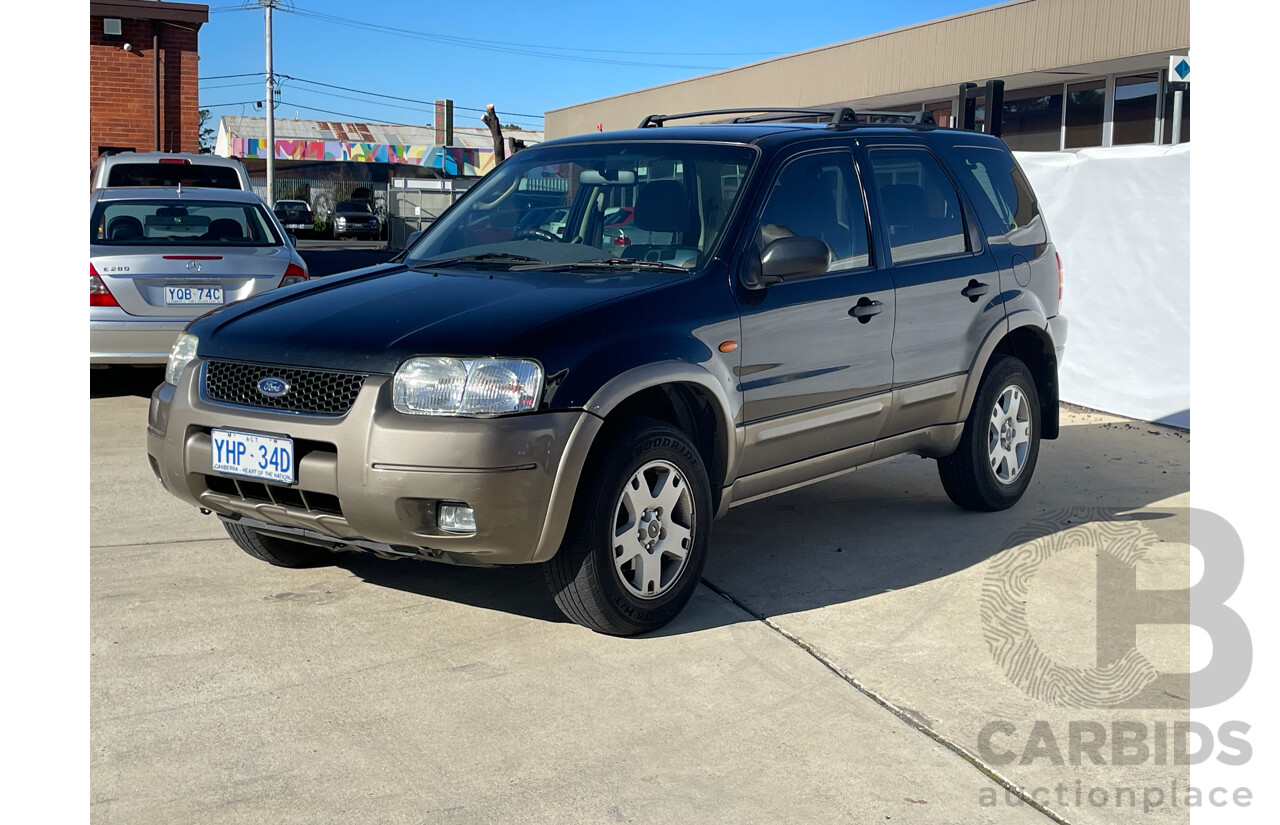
[89,15,201,167]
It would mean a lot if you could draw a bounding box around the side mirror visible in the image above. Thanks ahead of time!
[741,236,830,289]
[287,233,298,247]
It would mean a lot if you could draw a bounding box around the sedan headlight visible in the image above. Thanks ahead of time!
[393,357,543,417]
[166,332,199,386]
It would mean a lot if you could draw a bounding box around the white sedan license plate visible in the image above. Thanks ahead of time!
[211,429,295,484]
[165,285,223,305]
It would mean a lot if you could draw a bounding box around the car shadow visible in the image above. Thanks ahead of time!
[331,419,1190,635]
[91,366,165,399]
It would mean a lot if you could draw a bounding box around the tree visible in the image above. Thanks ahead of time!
[480,103,506,164]
[198,109,216,154]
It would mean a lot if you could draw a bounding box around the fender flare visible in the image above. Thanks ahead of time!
[528,361,740,564]
[584,361,741,486]
[958,310,1058,433]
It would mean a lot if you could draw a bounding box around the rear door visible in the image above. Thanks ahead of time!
[735,145,895,476]
[861,141,1007,435]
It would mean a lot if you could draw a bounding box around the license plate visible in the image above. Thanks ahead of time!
[211,429,295,484]
[165,285,223,305]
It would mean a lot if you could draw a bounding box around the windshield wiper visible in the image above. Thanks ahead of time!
[407,252,545,269]
[513,257,691,274]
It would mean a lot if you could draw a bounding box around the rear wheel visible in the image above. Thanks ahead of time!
[937,355,1041,511]
[223,521,336,568]
[544,418,712,636]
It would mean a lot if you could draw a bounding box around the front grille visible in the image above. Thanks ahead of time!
[204,360,367,415]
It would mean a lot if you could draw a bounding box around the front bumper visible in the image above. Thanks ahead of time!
[335,222,379,235]
[146,361,602,565]
[91,317,187,364]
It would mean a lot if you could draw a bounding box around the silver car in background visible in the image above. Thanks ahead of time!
[90,187,309,365]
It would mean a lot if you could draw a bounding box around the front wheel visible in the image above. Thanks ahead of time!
[544,418,712,636]
[223,521,336,568]
[937,355,1041,511]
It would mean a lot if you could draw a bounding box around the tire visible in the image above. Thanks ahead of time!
[937,355,1041,511]
[223,521,336,568]
[544,418,713,636]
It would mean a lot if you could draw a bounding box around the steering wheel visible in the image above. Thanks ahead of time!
[512,227,561,243]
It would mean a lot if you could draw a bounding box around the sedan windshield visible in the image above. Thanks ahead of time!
[405,142,755,271]
[92,200,283,246]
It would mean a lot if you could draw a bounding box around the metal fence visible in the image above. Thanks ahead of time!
[386,187,463,249]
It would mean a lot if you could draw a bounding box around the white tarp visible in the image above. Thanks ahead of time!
[1014,145,1190,428]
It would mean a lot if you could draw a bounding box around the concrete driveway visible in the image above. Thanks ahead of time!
[91,371,1189,824]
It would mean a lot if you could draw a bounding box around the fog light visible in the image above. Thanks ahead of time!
[438,503,476,534]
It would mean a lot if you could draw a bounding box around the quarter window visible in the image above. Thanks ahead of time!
[950,146,1040,236]
[756,151,870,273]
[867,148,969,264]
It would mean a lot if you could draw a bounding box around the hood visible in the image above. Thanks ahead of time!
[189,263,682,373]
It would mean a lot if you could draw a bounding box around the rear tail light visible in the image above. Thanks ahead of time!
[90,263,119,307]
[158,158,191,165]
[613,235,631,247]
[279,262,308,287]
[1056,252,1063,303]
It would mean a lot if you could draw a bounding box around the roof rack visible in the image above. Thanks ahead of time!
[636,107,935,130]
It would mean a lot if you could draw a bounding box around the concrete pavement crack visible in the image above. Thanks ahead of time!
[698,578,1073,825]
[91,536,227,549]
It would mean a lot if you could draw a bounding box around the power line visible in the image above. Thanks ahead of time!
[282,8,731,70]
[201,72,264,81]
[199,80,263,90]
[198,99,261,108]
[281,7,778,58]
[280,75,544,120]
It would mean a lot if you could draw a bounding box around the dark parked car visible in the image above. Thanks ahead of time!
[149,107,1066,636]
[273,199,315,233]
[330,199,380,239]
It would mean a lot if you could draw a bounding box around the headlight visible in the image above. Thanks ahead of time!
[166,332,199,386]
[393,357,543,416]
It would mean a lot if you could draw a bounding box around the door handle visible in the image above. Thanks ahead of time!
[849,297,884,323]
[961,279,990,301]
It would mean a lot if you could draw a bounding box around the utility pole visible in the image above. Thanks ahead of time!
[261,0,278,205]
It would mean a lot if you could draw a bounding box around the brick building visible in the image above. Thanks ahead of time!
[89,0,209,167]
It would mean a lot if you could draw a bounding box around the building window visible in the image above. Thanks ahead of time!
[1064,80,1105,149]
[1163,84,1191,144]
[1000,85,1064,152]
[1113,73,1160,145]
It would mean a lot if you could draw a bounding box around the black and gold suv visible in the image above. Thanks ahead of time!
[148,108,1067,635]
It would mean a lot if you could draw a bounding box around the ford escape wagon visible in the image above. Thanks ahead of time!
[147,107,1067,635]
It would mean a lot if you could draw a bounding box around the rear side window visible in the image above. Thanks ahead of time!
[757,150,871,272]
[867,147,969,264]
[951,145,1041,235]
[106,163,243,189]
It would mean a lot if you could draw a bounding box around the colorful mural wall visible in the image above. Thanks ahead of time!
[229,137,497,175]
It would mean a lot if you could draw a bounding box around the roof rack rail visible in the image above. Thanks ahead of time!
[636,107,934,130]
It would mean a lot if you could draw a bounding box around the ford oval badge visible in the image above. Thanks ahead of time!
[257,377,290,398]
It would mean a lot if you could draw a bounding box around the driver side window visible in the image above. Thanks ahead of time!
[757,151,870,273]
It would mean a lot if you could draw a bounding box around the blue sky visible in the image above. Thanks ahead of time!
[197,0,995,133]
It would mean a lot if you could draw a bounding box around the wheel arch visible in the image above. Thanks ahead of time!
[961,317,1060,440]
[583,363,738,513]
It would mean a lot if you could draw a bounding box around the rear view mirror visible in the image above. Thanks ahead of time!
[742,236,831,288]
[579,169,637,186]
[287,234,298,247]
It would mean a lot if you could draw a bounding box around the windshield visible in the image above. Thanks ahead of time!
[91,199,283,246]
[405,142,756,271]
[336,201,371,213]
